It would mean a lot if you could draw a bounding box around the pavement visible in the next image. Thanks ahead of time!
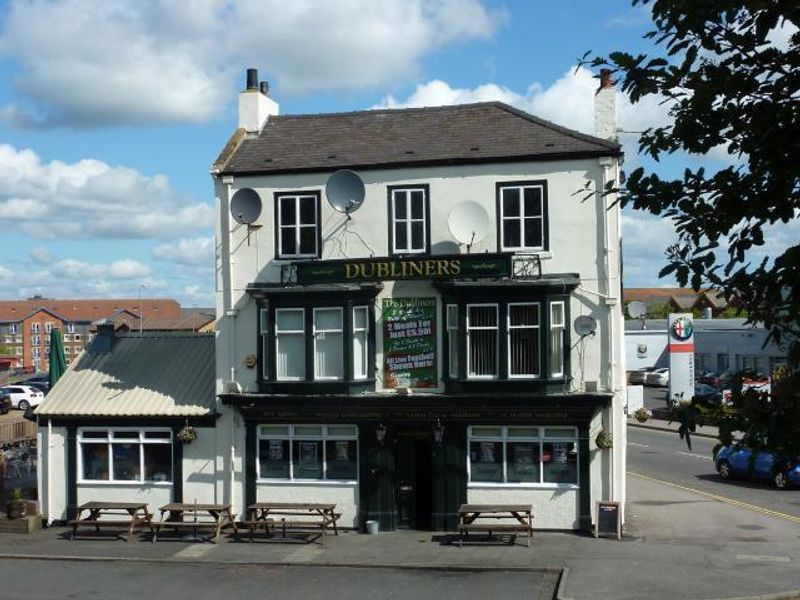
[2,469,799,600]
[629,415,722,439]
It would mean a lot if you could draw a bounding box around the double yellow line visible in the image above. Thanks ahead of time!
[629,471,800,524]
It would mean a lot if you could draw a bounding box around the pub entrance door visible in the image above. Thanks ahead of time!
[395,431,433,530]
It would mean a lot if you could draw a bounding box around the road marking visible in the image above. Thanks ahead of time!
[628,442,649,448]
[736,554,791,563]
[629,471,800,524]
[676,451,712,461]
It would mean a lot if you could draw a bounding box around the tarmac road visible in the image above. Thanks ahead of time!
[0,561,559,600]
[627,426,800,521]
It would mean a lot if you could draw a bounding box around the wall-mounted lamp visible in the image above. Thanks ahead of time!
[433,419,445,447]
[376,423,387,445]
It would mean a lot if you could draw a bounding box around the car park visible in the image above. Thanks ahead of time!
[645,368,669,387]
[21,380,49,395]
[715,444,800,489]
[692,383,723,407]
[628,368,653,385]
[0,385,44,411]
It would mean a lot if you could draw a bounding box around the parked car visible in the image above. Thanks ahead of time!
[628,368,653,385]
[698,371,732,387]
[692,383,724,407]
[0,390,10,414]
[21,380,49,395]
[715,444,800,489]
[0,385,44,411]
[645,368,669,387]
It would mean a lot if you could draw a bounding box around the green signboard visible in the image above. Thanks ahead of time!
[383,298,437,389]
[295,253,512,285]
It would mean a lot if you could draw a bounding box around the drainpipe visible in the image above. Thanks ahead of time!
[47,418,52,525]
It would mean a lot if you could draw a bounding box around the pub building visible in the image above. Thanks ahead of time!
[209,68,627,533]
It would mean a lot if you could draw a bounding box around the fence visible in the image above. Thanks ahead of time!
[0,418,37,448]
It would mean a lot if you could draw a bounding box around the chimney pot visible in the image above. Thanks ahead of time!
[599,68,614,89]
[260,81,270,96]
[246,68,258,91]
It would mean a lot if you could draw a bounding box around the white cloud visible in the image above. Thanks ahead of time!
[374,67,672,148]
[0,0,505,128]
[29,247,53,265]
[0,144,213,240]
[153,237,214,267]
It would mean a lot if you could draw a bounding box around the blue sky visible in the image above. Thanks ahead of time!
[0,0,789,308]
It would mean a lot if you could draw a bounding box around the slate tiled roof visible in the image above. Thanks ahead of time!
[215,102,622,175]
[35,332,215,417]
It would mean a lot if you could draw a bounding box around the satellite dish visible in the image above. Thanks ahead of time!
[628,301,647,319]
[230,188,262,225]
[326,169,365,216]
[448,201,489,251]
[574,315,598,337]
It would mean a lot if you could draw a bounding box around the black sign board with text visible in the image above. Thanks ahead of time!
[595,501,621,539]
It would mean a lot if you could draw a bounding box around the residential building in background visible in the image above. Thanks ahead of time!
[623,287,737,318]
[0,297,183,372]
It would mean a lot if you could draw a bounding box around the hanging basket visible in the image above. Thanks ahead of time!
[633,407,652,423]
[177,424,197,444]
[595,430,613,450]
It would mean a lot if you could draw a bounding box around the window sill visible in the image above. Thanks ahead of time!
[256,479,358,486]
[77,480,173,487]
[468,482,578,490]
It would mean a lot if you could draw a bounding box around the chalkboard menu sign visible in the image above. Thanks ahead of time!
[595,501,621,539]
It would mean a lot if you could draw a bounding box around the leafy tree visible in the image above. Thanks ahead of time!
[584,0,800,365]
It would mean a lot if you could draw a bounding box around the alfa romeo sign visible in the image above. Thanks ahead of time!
[668,313,695,406]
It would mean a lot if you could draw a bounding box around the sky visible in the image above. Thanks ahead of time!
[0,0,794,308]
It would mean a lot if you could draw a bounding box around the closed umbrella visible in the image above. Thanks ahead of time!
[48,328,67,389]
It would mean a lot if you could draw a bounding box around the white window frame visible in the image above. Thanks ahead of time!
[32,347,40,358]
[549,301,566,378]
[352,306,369,380]
[31,335,40,346]
[507,302,540,378]
[499,182,546,252]
[277,194,318,259]
[66,323,75,334]
[256,424,359,483]
[446,304,460,378]
[466,303,499,379]
[45,322,54,334]
[77,428,173,485]
[390,187,427,254]
[467,425,578,489]
[31,323,40,334]
[260,308,269,380]
[312,307,343,380]
[74,334,82,342]
[9,324,17,334]
[275,308,306,381]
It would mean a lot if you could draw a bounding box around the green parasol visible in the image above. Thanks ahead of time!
[48,328,67,388]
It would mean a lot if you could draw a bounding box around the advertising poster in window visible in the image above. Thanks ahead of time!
[383,298,437,388]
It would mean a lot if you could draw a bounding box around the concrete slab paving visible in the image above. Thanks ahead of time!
[1,473,798,600]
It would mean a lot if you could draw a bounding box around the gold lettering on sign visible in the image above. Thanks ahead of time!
[340,257,466,280]
[345,264,359,279]
[450,259,461,274]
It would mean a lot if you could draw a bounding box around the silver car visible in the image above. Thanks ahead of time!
[645,368,670,387]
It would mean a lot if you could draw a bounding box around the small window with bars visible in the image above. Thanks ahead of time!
[467,304,498,378]
[508,303,540,377]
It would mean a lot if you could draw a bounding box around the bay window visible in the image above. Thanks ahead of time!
[467,304,498,378]
[446,305,459,378]
[276,308,305,380]
[550,302,565,377]
[352,306,369,380]
[313,308,343,379]
[508,303,540,377]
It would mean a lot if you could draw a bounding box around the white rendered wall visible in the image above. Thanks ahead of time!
[183,425,219,507]
[255,482,359,528]
[38,425,67,521]
[467,487,579,529]
[75,484,172,513]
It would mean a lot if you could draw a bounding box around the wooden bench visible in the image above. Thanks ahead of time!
[457,504,533,547]
[153,503,237,544]
[244,503,339,545]
[69,502,153,541]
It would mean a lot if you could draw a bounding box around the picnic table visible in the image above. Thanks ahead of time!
[243,502,340,545]
[68,501,154,541]
[153,502,238,544]
[457,503,533,547]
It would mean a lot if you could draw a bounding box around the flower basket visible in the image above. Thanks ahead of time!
[595,430,613,450]
[6,488,26,519]
[634,407,652,423]
[176,424,197,444]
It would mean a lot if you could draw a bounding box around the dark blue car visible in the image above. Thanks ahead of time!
[715,444,800,489]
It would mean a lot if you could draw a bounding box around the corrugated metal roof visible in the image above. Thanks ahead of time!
[35,332,216,417]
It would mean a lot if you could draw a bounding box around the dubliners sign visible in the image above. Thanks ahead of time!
[295,253,512,285]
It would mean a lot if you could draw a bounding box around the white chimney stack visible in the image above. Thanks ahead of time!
[594,69,617,141]
[238,68,279,134]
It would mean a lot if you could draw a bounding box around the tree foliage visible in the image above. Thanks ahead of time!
[585,0,800,365]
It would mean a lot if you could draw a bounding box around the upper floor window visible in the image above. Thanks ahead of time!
[45,322,54,334]
[388,186,429,255]
[269,305,371,383]
[32,335,40,346]
[9,324,17,334]
[549,302,565,377]
[31,323,40,334]
[275,192,320,259]
[467,304,498,378]
[497,181,547,252]
[67,323,75,334]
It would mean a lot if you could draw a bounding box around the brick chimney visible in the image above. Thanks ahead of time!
[594,69,617,141]
[238,67,279,134]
